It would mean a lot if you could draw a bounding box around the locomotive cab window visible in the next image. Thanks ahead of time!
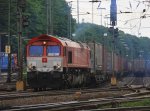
[29,46,43,56]
[47,46,60,56]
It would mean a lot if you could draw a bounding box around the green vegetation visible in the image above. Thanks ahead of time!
[120,99,150,107]
[26,0,76,37]
[0,0,76,53]
[97,99,150,109]
[74,23,150,59]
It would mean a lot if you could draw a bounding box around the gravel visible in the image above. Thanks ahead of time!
[0,90,131,107]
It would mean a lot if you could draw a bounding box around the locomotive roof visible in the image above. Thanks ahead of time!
[27,34,89,49]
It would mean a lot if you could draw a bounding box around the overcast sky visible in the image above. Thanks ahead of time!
[65,0,150,37]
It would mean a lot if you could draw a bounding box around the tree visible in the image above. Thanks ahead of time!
[26,0,76,37]
[0,0,76,52]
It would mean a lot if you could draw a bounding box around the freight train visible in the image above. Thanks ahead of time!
[26,34,147,90]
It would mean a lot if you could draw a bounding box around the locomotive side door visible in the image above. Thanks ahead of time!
[68,51,72,64]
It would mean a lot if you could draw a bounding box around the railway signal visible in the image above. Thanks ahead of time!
[5,45,11,54]
[22,15,29,28]
[114,28,119,38]
[108,27,119,38]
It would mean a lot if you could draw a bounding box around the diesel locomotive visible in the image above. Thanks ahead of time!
[27,34,92,89]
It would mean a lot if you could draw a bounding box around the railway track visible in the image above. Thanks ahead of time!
[1,94,150,111]
[0,87,134,100]
[80,106,150,111]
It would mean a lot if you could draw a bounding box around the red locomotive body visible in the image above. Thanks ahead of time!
[26,34,91,89]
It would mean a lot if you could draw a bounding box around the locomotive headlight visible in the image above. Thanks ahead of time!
[53,64,61,70]
[43,41,46,45]
[56,64,61,70]
[57,64,61,69]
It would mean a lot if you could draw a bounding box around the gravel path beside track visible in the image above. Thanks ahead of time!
[0,88,132,107]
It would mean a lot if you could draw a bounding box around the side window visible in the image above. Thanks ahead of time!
[68,51,72,63]
[64,47,66,56]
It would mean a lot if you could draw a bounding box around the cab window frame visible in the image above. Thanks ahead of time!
[46,45,61,56]
[29,45,44,57]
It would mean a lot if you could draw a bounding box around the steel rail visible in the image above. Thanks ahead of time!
[0,87,134,100]
[80,106,150,111]
[2,95,150,111]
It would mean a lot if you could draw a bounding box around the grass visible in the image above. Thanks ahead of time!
[97,99,150,109]
[120,99,150,107]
